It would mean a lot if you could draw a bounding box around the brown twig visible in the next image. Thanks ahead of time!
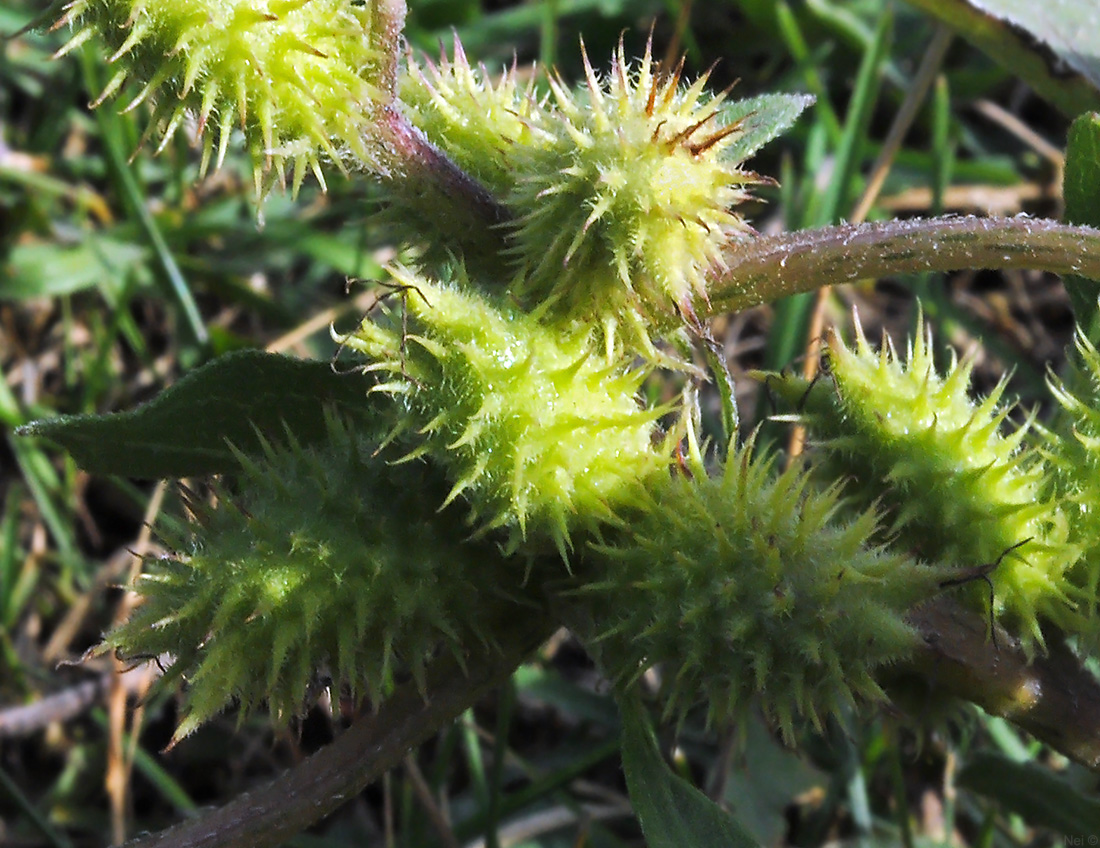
[0,665,157,739]
[901,598,1100,771]
[0,677,107,738]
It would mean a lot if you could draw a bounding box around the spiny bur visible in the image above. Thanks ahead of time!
[334,268,671,559]
[400,37,763,356]
[400,40,545,199]
[781,315,1083,650]
[104,417,500,742]
[56,0,393,193]
[577,429,937,743]
[505,38,761,353]
[1045,329,1100,648]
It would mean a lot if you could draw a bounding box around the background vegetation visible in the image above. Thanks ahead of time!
[3,0,1099,845]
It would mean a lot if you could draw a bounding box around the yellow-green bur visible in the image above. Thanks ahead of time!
[335,270,672,560]
[58,0,390,192]
[506,41,758,354]
[788,317,1083,651]
[400,39,759,358]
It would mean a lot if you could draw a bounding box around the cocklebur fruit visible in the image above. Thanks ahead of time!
[56,0,394,193]
[505,38,761,350]
[781,315,1083,650]
[334,268,671,559]
[397,38,814,359]
[575,429,936,742]
[1045,329,1100,645]
[104,417,500,741]
[400,40,545,199]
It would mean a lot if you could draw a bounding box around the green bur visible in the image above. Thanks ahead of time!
[399,39,770,361]
[105,418,505,741]
[59,0,390,191]
[336,270,671,560]
[1046,329,1100,651]
[769,315,1084,652]
[575,434,938,742]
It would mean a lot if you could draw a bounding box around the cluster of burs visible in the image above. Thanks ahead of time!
[64,0,1100,742]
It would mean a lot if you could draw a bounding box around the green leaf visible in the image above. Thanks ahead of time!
[902,0,1100,115]
[967,0,1100,88]
[17,351,382,478]
[1063,112,1100,333]
[721,93,816,164]
[720,712,826,845]
[512,665,621,728]
[294,231,387,280]
[958,752,1100,834]
[1,236,149,301]
[1065,115,1100,226]
[619,694,760,848]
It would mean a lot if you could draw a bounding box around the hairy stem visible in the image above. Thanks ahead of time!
[374,107,511,272]
[900,598,1100,770]
[373,0,407,98]
[709,216,1100,313]
[127,608,556,848]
